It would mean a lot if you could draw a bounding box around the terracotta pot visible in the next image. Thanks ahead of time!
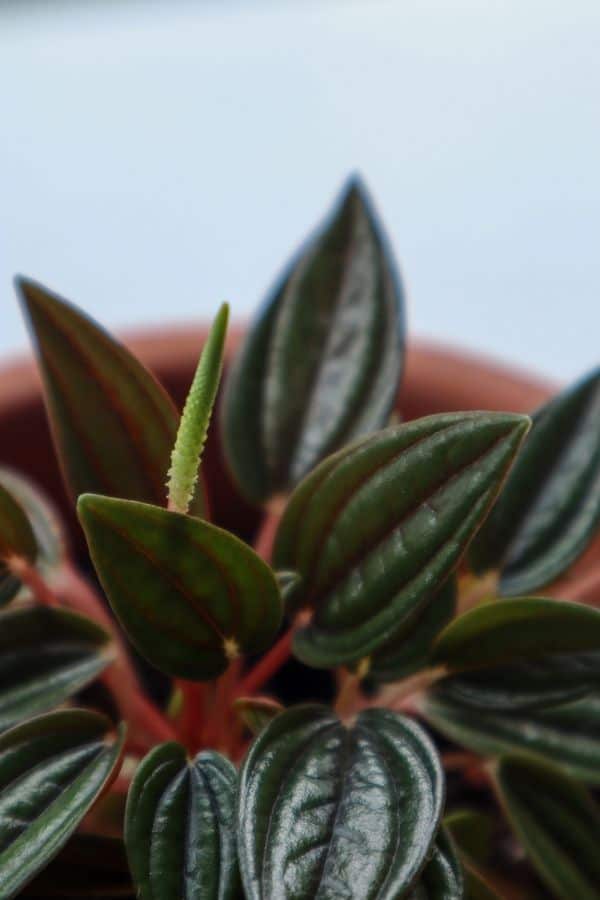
[0,326,598,600]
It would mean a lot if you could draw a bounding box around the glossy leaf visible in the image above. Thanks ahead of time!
[0,468,65,576]
[18,278,205,512]
[125,742,239,900]
[237,705,444,899]
[0,481,38,607]
[494,753,600,900]
[221,176,405,504]
[364,578,456,684]
[471,367,600,594]
[274,412,529,667]
[0,605,113,732]
[167,303,229,514]
[78,495,282,680]
[424,691,600,785]
[431,597,600,710]
[409,830,464,899]
[233,696,284,735]
[0,709,125,899]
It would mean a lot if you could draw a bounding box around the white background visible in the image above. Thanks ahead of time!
[1,0,598,381]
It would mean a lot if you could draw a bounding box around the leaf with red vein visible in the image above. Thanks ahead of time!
[78,495,282,680]
[273,412,529,668]
[17,277,206,513]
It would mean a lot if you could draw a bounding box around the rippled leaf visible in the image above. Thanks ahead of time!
[18,278,206,512]
[78,495,282,680]
[424,692,600,785]
[274,412,529,668]
[237,705,443,899]
[0,481,38,607]
[364,578,456,684]
[0,605,113,732]
[494,753,600,900]
[0,709,125,898]
[409,830,464,899]
[125,742,239,900]
[431,597,600,710]
[221,177,405,504]
[471,367,600,594]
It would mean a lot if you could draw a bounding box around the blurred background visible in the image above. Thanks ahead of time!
[1,0,598,380]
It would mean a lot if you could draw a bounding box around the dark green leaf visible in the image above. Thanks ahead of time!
[494,753,600,900]
[409,830,464,899]
[237,705,443,899]
[18,278,206,512]
[233,696,284,735]
[0,481,38,607]
[0,709,125,899]
[431,598,600,710]
[424,691,600,785]
[364,578,456,684]
[273,412,529,668]
[471,367,600,594]
[443,811,495,868]
[78,495,282,680]
[0,468,65,578]
[221,177,405,504]
[125,742,239,900]
[443,813,501,900]
[0,605,113,732]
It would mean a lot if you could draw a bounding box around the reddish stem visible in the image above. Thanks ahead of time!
[237,626,294,696]
[254,495,286,562]
[48,561,176,748]
[6,555,58,606]
[177,680,207,750]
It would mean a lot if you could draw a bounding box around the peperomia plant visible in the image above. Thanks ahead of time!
[1,178,600,900]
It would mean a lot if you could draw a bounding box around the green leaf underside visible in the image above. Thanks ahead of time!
[431,598,600,710]
[409,830,464,899]
[424,692,600,785]
[443,811,495,868]
[233,697,285,735]
[167,303,229,514]
[0,605,113,733]
[494,754,600,900]
[0,709,125,899]
[0,468,65,578]
[0,482,38,607]
[18,278,205,513]
[471,367,600,595]
[274,412,529,667]
[125,743,239,900]
[77,496,282,680]
[443,813,500,900]
[365,578,456,684]
[237,705,443,900]
[221,176,405,503]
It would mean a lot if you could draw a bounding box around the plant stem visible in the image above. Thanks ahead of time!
[49,561,176,748]
[376,665,447,711]
[254,495,287,562]
[177,680,206,750]
[6,555,58,606]
[237,626,295,696]
[457,570,499,614]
